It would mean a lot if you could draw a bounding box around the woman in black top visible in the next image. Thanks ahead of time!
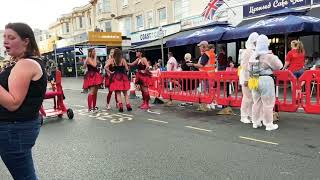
[0,23,47,180]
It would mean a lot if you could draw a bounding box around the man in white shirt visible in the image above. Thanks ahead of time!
[167,52,178,71]
[166,52,178,106]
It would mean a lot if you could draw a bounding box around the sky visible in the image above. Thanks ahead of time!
[0,0,89,30]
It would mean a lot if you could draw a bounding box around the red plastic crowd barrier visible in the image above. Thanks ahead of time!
[151,70,320,114]
[300,70,320,114]
[148,70,161,98]
[273,70,299,112]
[159,71,215,104]
[214,71,241,107]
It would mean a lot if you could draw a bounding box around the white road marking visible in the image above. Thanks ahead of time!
[72,105,85,108]
[280,172,294,175]
[239,136,279,145]
[185,126,212,132]
[74,108,134,123]
[116,113,133,117]
[64,88,109,94]
[147,109,161,115]
[147,119,168,124]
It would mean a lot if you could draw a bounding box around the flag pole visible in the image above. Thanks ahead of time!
[223,0,236,15]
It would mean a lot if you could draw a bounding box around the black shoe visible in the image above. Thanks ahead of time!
[126,104,132,111]
[118,103,124,112]
[153,97,164,104]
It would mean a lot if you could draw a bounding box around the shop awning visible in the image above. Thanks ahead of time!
[222,9,320,41]
[131,28,200,50]
[236,8,307,28]
[56,46,74,54]
[132,22,233,49]
[166,22,234,47]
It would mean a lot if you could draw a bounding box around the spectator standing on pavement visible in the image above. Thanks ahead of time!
[128,49,152,109]
[308,52,320,70]
[283,40,305,78]
[187,41,215,111]
[217,46,228,71]
[156,59,166,71]
[207,44,217,72]
[312,52,320,69]
[179,53,196,107]
[83,48,104,112]
[0,22,47,180]
[167,52,178,71]
[239,32,259,124]
[106,48,132,112]
[248,35,283,131]
[166,52,179,106]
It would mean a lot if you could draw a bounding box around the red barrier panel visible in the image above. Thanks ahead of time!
[155,70,318,114]
[299,70,320,114]
[273,70,299,112]
[149,70,161,98]
[214,71,242,107]
[159,71,215,104]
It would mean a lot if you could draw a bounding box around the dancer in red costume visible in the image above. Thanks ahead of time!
[104,49,118,109]
[128,50,152,109]
[83,48,104,112]
[106,48,132,112]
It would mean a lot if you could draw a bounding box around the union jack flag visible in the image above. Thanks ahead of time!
[201,0,224,20]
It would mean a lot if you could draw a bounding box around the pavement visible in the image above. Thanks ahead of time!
[0,77,320,180]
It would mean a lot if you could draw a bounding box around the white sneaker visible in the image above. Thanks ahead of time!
[252,122,262,129]
[240,117,251,124]
[209,103,216,110]
[265,124,278,131]
[207,104,212,110]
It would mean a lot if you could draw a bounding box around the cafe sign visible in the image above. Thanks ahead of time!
[314,0,320,4]
[243,0,311,18]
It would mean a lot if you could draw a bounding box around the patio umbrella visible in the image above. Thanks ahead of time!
[222,14,320,41]
[166,22,234,47]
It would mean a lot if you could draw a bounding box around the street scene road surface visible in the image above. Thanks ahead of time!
[0,78,319,180]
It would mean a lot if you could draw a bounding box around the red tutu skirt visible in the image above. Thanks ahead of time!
[135,71,152,87]
[109,73,130,91]
[83,71,104,89]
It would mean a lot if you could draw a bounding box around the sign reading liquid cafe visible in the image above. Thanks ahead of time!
[243,0,312,18]
[314,0,320,4]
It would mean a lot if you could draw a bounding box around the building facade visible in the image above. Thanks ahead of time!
[44,0,320,73]
[0,30,5,60]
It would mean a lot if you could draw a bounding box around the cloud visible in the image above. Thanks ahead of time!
[0,0,89,30]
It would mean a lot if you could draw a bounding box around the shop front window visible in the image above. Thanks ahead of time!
[136,15,143,29]
[158,7,167,23]
[174,0,182,21]
[105,21,112,32]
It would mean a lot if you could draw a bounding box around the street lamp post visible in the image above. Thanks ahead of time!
[158,26,164,67]
[53,43,58,65]
[74,44,78,78]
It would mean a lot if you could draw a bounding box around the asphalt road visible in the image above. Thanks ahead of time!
[1,79,320,180]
